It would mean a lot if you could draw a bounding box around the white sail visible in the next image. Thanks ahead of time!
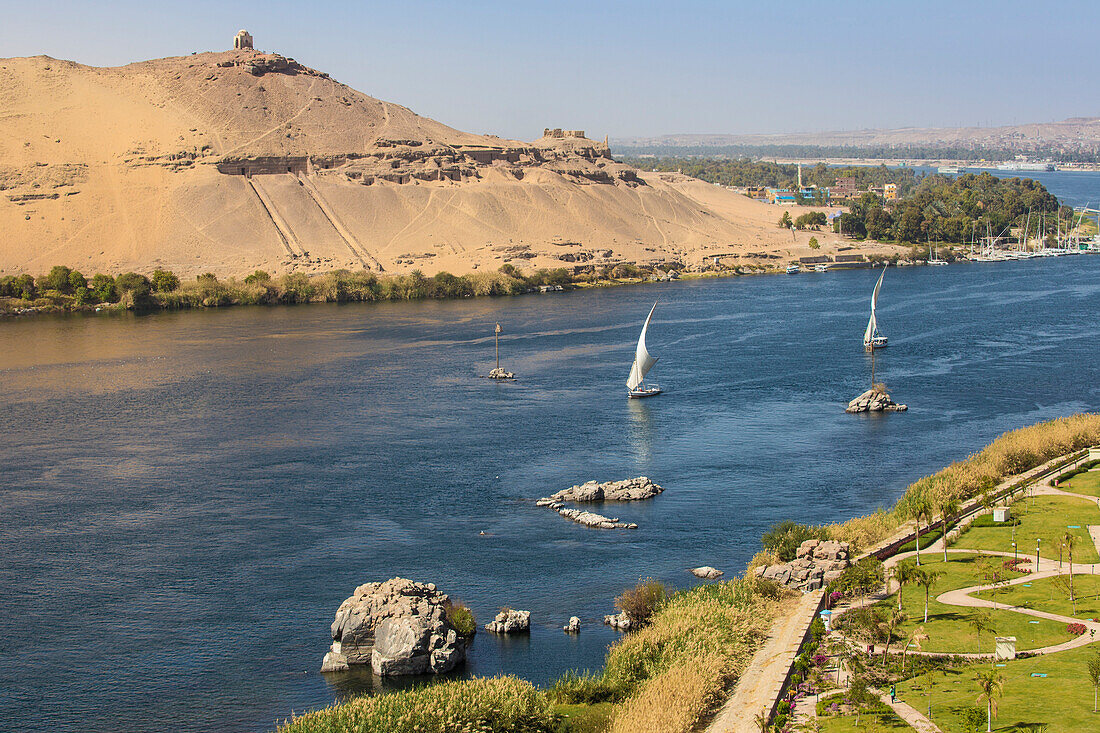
[863,264,887,345]
[627,302,659,390]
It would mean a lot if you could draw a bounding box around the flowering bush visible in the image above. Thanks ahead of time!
[829,590,845,606]
[1003,558,1032,573]
[1067,622,1087,636]
[812,653,830,668]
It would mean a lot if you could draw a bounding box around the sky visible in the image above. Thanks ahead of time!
[1,0,1097,141]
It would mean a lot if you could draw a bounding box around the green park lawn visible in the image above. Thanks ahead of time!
[552,703,616,733]
[998,573,1100,620]
[951,495,1100,564]
[873,556,1074,653]
[1059,469,1100,498]
[896,642,1100,732]
[819,702,908,731]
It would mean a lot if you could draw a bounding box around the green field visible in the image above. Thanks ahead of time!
[951,495,1100,564]
[896,642,1100,732]
[874,555,1074,653]
[997,574,1100,620]
[1060,469,1100,498]
[819,704,908,731]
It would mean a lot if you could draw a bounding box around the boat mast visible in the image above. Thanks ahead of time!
[495,323,501,371]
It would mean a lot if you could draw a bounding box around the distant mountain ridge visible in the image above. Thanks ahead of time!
[613,117,1100,155]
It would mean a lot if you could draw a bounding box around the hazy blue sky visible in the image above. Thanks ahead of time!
[2,0,1097,140]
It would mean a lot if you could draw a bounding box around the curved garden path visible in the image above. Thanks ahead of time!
[834,481,1100,658]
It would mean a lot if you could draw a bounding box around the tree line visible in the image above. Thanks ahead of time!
[621,156,923,196]
[834,172,1066,244]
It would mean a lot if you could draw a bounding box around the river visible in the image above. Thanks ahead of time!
[3,256,1100,732]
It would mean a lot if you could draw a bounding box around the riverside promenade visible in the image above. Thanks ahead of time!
[705,447,1090,732]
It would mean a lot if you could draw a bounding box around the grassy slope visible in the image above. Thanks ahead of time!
[874,555,1073,654]
[896,643,1100,732]
[998,574,1100,619]
[951,495,1100,564]
[1061,469,1100,497]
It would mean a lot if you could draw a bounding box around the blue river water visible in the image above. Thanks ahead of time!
[2,256,1100,732]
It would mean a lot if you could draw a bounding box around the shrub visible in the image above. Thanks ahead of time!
[244,269,271,284]
[1068,622,1086,636]
[68,270,87,291]
[90,274,117,303]
[808,236,820,249]
[151,269,180,292]
[959,706,987,732]
[445,600,476,637]
[38,265,73,293]
[615,577,668,626]
[828,556,884,598]
[762,520,830,561]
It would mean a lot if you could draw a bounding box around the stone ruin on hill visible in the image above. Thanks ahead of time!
[754,539,852,592]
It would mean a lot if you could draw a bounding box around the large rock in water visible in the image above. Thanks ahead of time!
[484,609,531,634]
[321,577,468,676]
[540,476,664,504]
[846,388,907,414]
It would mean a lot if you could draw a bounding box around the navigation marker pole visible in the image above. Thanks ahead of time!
[495,323,502,372]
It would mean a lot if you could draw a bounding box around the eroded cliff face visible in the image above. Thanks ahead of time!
[0,49,850,278]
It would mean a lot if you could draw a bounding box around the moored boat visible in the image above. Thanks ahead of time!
[863,263,888,349]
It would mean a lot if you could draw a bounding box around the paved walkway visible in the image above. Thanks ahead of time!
[833,483,1100,659]
[705,590,823,733]
[874,689,943,733]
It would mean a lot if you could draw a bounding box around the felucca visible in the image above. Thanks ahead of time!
[863,264,888,349]
[627,302,662,398]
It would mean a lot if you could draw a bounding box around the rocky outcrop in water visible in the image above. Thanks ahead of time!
[484,609,530,634]
[754,540,851,592]
[536,477,661,529]
[846,388,907,413]
[690,566,724,579]
[564,616,581,633]
[546,507,638,529]
[540,476,663,504]
[320,577,468,676]
[604,612,632,630]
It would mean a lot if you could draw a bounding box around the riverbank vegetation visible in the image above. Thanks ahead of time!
[282,416,1100,733]
[828,413,1100,552]
[279,577,787,733]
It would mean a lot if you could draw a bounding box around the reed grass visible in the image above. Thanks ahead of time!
[277,676,556,733]
[828,414,1100,551]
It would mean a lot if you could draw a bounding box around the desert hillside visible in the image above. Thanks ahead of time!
[0,40,886,278]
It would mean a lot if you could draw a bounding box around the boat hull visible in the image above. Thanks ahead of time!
[864,337,888,349]
[628,387,663,399]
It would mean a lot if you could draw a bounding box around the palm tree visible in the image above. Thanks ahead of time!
[975,668,1005,732]
[908,496,934,566]
[754,709,770,733]
[880,609,908,661]
[916,568,944,623]
[1062,530,1078,601]
[1087,648,1100,713]
[893,560,920,611]
[935,495,961,562]
[902,625,929,672]
[969,610,994,654]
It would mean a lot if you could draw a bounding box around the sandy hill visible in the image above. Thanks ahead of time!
[0,44,881,278]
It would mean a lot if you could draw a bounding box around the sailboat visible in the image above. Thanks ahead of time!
[863,264,888,349]
[928,245,948,265]
[627,302,662,398]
